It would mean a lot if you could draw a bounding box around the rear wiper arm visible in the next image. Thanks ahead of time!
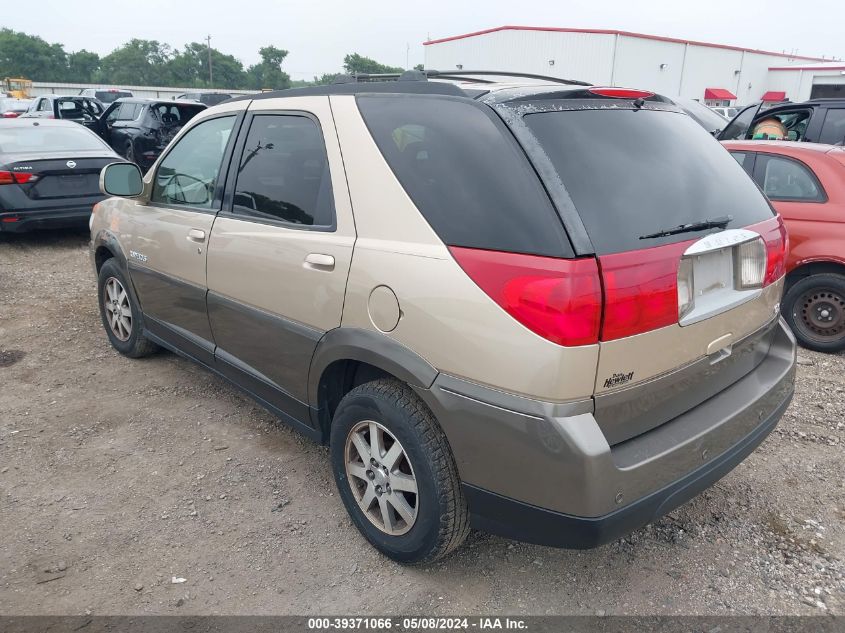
[639,215,733,240]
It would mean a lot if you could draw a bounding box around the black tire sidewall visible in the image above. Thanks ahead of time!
[330,390,443,563]
[783,273,845,353]
[97,259,145,356]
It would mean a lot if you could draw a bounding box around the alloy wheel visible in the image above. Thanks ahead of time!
[103,277,132,342]
[344,420,419,536]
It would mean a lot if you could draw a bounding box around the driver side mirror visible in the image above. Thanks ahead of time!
[100,162,143,197]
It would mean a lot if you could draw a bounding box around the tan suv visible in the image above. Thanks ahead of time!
[91,73,796,564]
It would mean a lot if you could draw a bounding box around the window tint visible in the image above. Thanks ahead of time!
[357,95,571,257]
[117,104,138,120]
[524,109,775,254]
[819,109,845,145]
[730,151,747,166]
[753,155,825,202]
[152,116,235,209]
[232,115,334,227]
[720,104,759,140]
[106,104,122,122]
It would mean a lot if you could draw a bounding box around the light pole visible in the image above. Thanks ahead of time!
[206,34,213,87]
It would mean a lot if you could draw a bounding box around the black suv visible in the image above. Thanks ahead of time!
[92,98,206,170]
[720,98,845,145]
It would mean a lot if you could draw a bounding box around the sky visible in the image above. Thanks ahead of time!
[5,0,845,80]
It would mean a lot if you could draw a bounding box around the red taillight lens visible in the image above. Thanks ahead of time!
[598,241,693,341]
[2,112,20,118]
[0,170,38,185]
[449,247,602,346]
[589,87,655,99]
[750,216,788,286]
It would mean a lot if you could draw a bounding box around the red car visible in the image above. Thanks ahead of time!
[723,140,845,352]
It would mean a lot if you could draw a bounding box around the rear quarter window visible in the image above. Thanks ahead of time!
[523,108,775,254]
[356,95,572,257]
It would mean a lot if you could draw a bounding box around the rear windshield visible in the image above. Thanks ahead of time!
[523,108,775,254]
[96,91,132,103]
[357,95,572,257]
[0,124,109,153]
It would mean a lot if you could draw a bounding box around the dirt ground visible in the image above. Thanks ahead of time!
[0,228,843,616]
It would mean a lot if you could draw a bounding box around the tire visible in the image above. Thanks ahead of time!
[97,258,159,358]
[330,379,470,564]
[782,273,845,353]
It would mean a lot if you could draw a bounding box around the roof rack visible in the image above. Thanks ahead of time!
[334,69,590,87]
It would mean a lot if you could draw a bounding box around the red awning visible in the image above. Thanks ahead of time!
[704,88,737,100]
[761,91,787,102]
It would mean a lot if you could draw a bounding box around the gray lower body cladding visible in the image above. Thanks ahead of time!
[418,318,796,547]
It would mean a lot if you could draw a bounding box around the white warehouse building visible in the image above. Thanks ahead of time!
[423,26,843,105]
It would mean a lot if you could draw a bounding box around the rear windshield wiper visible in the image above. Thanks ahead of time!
[639,215,733,240]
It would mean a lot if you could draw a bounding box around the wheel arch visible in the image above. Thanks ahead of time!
[92,229,128,273]
[308,328,439,443]
[786,259,845,289]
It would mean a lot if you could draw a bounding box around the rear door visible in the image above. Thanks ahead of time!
[205,96,355,428]
[121,109,243,365]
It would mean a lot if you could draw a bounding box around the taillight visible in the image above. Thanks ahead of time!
[734,238,767,290]
[0,171,38,185]
[751,216,788,286]
[589,87,655,99]
[449,247,602,346]
[598,241,692,341]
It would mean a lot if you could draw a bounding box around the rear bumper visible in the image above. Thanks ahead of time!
[418,317,796,548]
[0,205,97,232]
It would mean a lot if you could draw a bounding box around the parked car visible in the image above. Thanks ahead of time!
[0,119,120,232]
[79,88,134,104]
[723,140,845,351]
[668,96,730,135]
[176,92,233,106]
[711,106,739,119]
[720,98,845,145]
[91,76,795,563]
[0,97,32,118]
[20,95,104,128]
[93,98,206,171]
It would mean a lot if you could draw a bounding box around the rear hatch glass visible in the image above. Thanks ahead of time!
[522,107,775,255]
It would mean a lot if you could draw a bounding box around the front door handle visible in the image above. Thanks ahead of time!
[187,228,206,243]
[304,253,335,271]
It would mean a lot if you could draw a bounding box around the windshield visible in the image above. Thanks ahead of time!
[522,108,774,254]
[671,97,729,133]
[0,124,110,153]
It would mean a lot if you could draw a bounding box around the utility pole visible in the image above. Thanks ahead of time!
[206,34,213,87]
[406,43,410,70]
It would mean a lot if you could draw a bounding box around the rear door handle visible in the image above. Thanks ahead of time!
[304,253,335,271]
[187,228,206,243]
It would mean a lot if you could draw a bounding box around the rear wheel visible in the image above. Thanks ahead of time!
[97,258,158,358]
[783,273,845,353]
[330,379,469,564]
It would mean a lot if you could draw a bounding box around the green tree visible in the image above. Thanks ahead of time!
[0,28,68,81]
[67,50,100,83]
[99,39,172,86]
[246,45,291,90]
[168,43,246,88]
[342,53,403,75]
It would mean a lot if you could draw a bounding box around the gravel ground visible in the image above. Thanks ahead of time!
[0,228,843,616]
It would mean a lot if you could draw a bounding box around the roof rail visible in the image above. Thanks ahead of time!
[335,69,590,87]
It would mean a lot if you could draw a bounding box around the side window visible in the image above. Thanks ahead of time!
[753,155,825,202]
[151,115,236,209]
[106,104,122,123]
[751,110,811,141]
[819,109,845,146]
[38,99,50,112]
[117,104,137,121]
[231,114,334,227]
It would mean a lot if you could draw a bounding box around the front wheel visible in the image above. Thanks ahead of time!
[97,258,159,358]
[783,273,845,353]
[330,379,469,564]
